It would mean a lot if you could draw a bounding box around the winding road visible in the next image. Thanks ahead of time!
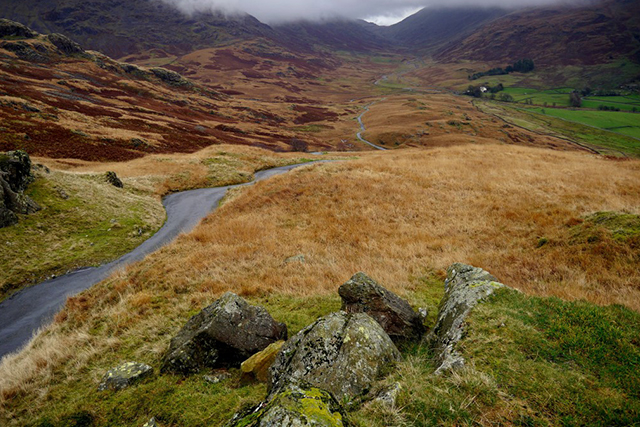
[357,101,387,151]
[0,163,315,359]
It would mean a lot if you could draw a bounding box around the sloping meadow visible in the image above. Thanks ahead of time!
[1,144,639,425]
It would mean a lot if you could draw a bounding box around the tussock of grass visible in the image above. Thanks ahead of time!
[1,145,639,425]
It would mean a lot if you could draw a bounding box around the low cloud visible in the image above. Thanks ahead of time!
[158,0,590,24]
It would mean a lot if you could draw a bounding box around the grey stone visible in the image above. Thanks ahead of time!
[268,311,400,402]
[225,386,351,427]
[98,362,153,391]
[142,417,159,427]
[339,272,425,342]
[427,263,506,375]
[162,292,287,374]
[0,151,40,228]
[374,382,402,408]
[150,67,192,87]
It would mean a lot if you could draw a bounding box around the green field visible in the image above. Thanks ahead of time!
[582,94,640,112]
[528,107,640,139]
[502,87,574,107]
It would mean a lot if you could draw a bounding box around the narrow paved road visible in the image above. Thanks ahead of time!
[0,163,314,359]
[357,101,387,151]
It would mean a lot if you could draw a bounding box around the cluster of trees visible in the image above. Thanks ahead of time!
[469,59,535,80]
[597,105,621,111]
[569,91,582,108]
[464,83,505,98]
[580,87,621,97]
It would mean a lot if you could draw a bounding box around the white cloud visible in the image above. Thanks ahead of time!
[157,0,587,24]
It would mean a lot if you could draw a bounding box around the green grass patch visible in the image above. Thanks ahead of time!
[570,211,640,244]
[356,289,640,426]
[0,171,165,301]
[528,107,640,140]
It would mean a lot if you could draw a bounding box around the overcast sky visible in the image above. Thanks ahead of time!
[158,0,587,25]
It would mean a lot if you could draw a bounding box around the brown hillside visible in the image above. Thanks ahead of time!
[436,0,640,66]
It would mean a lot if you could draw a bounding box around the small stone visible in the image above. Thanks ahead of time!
[142,418,159,427]
[98,362,153,391]
[283,254,305,264]
[241,340,285,383]
[374,382,402,408]
[203,371,231,384]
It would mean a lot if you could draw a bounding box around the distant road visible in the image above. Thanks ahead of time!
[0,163,316,359]
[357,101,387,151]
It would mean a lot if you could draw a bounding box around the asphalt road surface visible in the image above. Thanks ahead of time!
[0,163,314,359]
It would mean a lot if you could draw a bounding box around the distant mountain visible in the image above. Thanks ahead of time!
[435,0,640,65]
[377,7,510,52]
[272,19,392,53]
[0,0,275,58]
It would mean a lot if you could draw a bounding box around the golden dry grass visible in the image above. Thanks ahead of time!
[1,144,639,423]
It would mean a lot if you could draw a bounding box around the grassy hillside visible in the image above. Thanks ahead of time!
[1,145,639,425]
[0,145,322,301]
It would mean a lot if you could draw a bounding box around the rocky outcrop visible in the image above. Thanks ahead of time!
[0,40,50,62]
[427,263,506,374]
[98,362,153,391]
[150,67,192,87]
[226,386,351,427]
[47,33,84,55]
[0,151,40,228]
[105,171,123,188]
[162,292,287,374]
[241,340,285,383]
[0,19,36,39]
[339,272,425,342]
[268,311,400,402]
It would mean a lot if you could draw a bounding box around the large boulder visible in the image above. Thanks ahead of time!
[427,263,506,374]
[339,272,425,342]
[162,292,287,374]
[0,150,34,192]
[226,386,351,427]
[98,362,153,391]
[268,312,400,402]
[0,151,40,228]
[0,19,36,39]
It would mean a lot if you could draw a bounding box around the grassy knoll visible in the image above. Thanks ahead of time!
[1,146,639,426]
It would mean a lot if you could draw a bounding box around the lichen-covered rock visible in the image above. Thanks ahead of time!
[98,362,153,391]
[47,33,84,55]
[241,340,285,383]
[162,292,287,374]
[427,263,506,374]
[0,151,40,228]
[105,171,123,188]
[268,312,400,402]
[0,150,34,192]
[339,272,425,342]
[0,19,36,39]
[226,386,351,427]
[150,67,192,87]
